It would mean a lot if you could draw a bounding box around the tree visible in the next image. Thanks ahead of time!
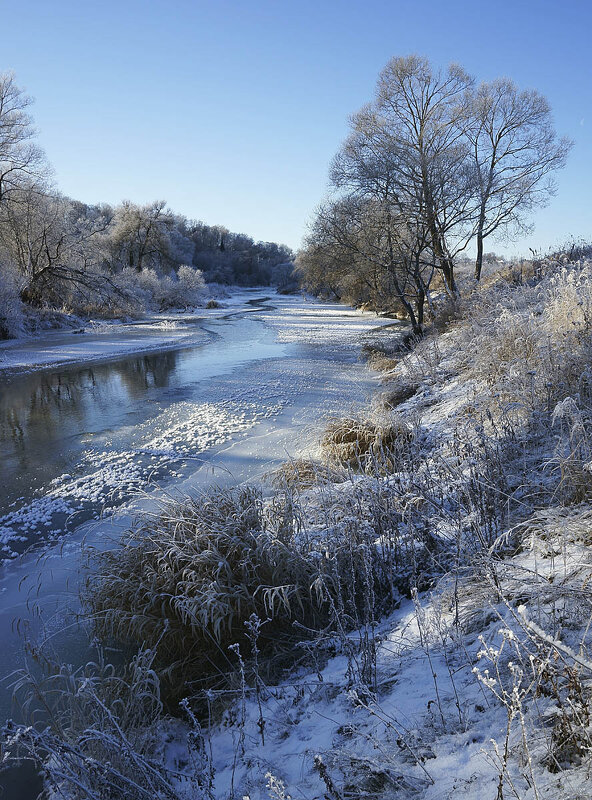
[304,54,572,322]
[466,78,572,280]
[298,196,434,334]
[373,56,475,295]
[0,72,47,206]
[108,200,186,273]
[329,56,476,297]
[0,185,114,306]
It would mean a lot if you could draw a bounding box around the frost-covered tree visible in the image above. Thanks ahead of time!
[298,195,433,333]
[0,259,23,338]
[466,79,572,280]
[302,54,572,318]
[0,185,114,307]
[359,55,475,295]
[0,72,47,206]
[108,200,190,273]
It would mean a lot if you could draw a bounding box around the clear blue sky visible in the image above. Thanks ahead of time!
[3,0,591,256]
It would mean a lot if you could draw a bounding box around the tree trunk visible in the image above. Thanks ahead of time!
[416,287,425,333]
[439,257,457,296]
[424,195,457,296]
[474,215,485,281]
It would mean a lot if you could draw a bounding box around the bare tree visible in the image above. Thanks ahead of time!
[0,72,47,206]
[109,200,179,273]
[298,196,434,334]
[371,55,476,295]
[328,56,476,297]
[0,185,115,306]
[466,78,572,280]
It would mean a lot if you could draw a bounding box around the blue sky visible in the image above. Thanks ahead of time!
[2,0,590,255]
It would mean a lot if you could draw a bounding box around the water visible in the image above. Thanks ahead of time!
[0,293,392,798]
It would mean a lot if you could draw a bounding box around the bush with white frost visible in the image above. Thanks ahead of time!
[114,265,207,312]
[2,647,205,800]
[83,485,402,693]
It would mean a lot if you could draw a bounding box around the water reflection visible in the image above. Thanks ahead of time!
[0,352,180,508]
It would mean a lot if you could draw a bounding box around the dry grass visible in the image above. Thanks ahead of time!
[3,647,184,800]
[443,259,592,423]
[376,381,420,410]
[267,458,346,490]
[364,347,400,372]
[320,413,414,473]
[83,485,400,694]
[361,333,414,373]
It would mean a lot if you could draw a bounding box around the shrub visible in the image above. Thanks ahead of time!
[268,458,346,490]
[114,266,207,312]
[2,647,191,800]
[452,258,592,419]
[83,486,401,694]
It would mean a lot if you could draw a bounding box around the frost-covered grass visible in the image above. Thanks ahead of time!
[320,412,414,473]
[82,483,403,694]
[7,253,592,799]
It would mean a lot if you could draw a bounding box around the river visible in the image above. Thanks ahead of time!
[0,291,396,797]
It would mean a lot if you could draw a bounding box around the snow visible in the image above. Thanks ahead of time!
[0,289,267,375]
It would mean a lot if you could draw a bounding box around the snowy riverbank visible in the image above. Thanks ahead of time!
[0,289,273,375]
[0,293,398,800]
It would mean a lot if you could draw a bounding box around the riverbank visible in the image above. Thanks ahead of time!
[0,289,274,376]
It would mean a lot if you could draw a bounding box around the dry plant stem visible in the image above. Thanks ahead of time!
[411,588,446,728]
[349,690,435,786]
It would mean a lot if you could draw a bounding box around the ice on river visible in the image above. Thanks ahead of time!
[0,394,287,556]
[0,294,398,558]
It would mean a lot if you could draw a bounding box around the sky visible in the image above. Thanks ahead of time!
[2,0,591,256]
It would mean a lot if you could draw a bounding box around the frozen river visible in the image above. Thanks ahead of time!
[0,291,398,797]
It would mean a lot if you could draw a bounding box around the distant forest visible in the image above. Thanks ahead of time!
[0,72,295,337]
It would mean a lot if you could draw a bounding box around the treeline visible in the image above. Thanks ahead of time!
[0,72,294,338]
[297,55,571,333]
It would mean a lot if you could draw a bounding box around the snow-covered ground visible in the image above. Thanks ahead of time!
[0,289,269,374]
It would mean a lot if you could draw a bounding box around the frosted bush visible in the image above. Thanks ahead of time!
[159,266,207,309]
[454,258,592,413]
[178,265,206,299]
[114,267,154,309]
[114,266,207,311]
[136,268,163,305]
[544,263,592,340]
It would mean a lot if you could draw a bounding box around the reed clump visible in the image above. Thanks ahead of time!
[320,414,413,472]
[268,458,346,490]
[83,485,399,694]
